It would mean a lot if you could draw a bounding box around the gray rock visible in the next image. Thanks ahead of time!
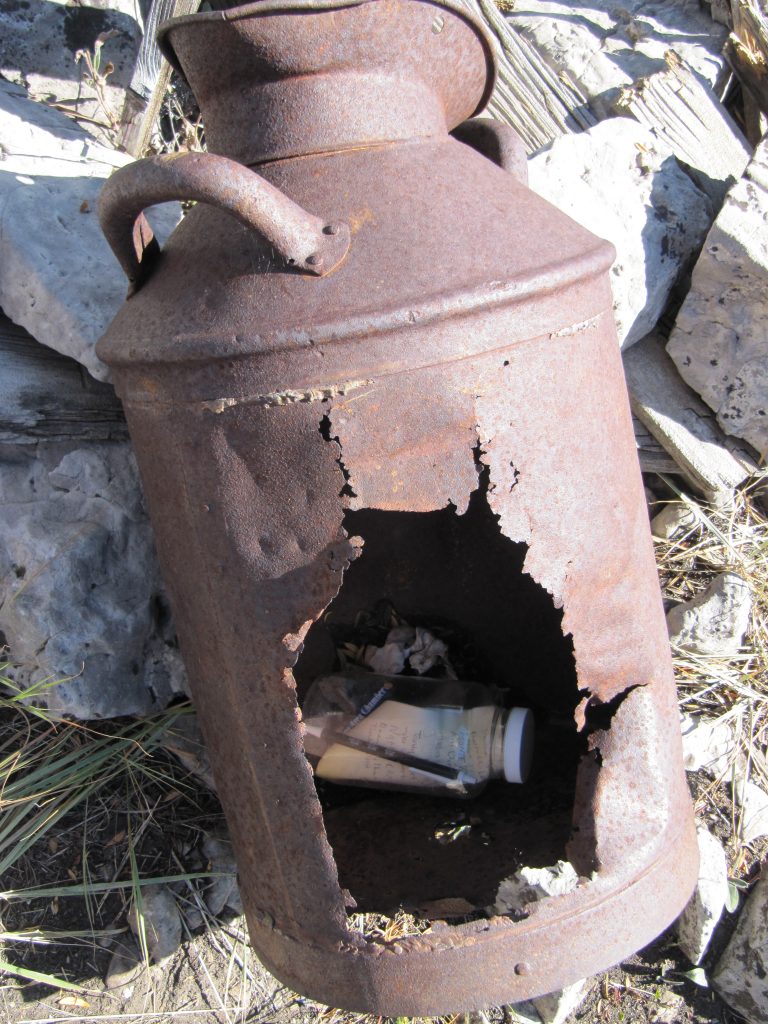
[668,136,768,458]
[508,979,591,1024]
[128,885,183,963]
[650,990,687,1023]
[533,979,590,1024]
[0,77,180,382]
[182,905,205,931]
[714,875,768,1023]
[105,935,143,995]
[708,0,732,27]
[667,572,752,657]
[676,825,729,964]
[527,119,712,348]
[651,503,697,541]
[0,0,141,144]
[506,1004,540,1024]
[505,1,729,119]
[0,439,187,719]
[201,833,242,917]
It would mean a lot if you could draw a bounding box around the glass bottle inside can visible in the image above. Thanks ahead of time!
[302,670,534,799]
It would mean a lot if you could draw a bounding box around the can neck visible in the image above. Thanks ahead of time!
[201,71,449,166]
[159,0,496,164]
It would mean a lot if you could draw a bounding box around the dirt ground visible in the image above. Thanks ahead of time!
[0,761,763,1024]
[0,910,751,1024]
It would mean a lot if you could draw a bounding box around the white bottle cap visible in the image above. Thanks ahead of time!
[503,707,535,783]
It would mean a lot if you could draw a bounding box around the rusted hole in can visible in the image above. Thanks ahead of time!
[294,483,592,924]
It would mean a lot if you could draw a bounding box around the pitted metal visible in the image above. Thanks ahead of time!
[97,0,698,1014]
[99,152,351,290]
[157,0,497,164]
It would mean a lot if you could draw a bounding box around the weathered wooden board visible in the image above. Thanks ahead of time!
[726,0,768,126]
[615,52,752,208]
[623,333,758,502]
[633,417,682,477]
[119,0,200,156]
[458,0,596,152]
[0,313,127,443]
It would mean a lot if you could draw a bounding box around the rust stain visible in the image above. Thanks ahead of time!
[347,207,377,233]
[200,379,373,414]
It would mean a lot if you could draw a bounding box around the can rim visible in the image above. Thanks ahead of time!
[156,0,498,122]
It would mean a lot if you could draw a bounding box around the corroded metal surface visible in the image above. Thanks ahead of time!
[97,0,698,1014]
[157,0,496,165]
[99,152,351,288]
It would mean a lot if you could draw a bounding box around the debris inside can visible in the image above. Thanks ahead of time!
[301,603,534,798]
[490,860,581,919]
[332,599,459,678]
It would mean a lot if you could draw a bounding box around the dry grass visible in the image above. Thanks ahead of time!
[346,910,432,941]
[654,476,768,873]
[0,686,234,1012]
[150,75,205,157]
[655,476,767,720]
[656,480,767,702]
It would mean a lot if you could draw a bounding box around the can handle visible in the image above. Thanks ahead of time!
[98,152,351,293]
[451,117,528,185]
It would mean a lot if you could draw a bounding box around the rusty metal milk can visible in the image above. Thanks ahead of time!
[97,0,698,1013]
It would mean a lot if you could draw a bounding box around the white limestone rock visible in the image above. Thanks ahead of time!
[0,441,187,719]
[528,119,712,348]
[714,876,768,1023]
[506,1004,540,1024]
[734,777,768,844]
[0,0,141,142]
[0,78,180,382]
[0,319,187,720]
[505,1,728,118]
[667,572,752,658]
[494,864,584,1023]
[680,712,737,776]
[676,825,729,964]
[668,136,768,458]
